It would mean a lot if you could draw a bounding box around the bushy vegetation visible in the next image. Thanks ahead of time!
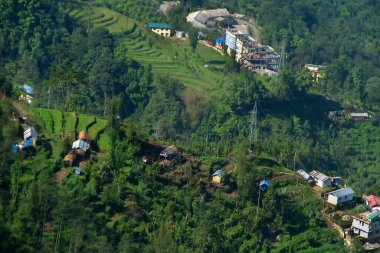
[0,0,378,252]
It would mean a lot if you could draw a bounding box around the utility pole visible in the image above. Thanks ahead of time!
[153,121,160,140]
[293,151,297,171]
[47,86,51,109]
[249,101,258,147]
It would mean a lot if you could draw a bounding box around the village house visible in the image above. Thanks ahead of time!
[365,195,380,212]
[186,8,233,29]
[24,127,37,141]
[305,64,327,82]
[159,145,178,160]
[297,169,312,182]
[325,187,354,206]
[349,112,370,120]
[309,170,332,188]
[309,170,341,188]
[19,84,34,104]
[212,170,226,184]
[147,23,172,37]
[352,211,380,241]
[226,29,280,75]
[72,139,90,155]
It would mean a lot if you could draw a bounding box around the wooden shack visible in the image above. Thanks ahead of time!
[212,170,226,184]
[63,151,77,166]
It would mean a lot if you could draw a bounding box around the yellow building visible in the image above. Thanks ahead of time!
[147,23,172,37]
[212,170,226,184]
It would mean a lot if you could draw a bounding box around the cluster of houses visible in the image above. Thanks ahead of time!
[225,28,280,76]
[186,8,281,76]
[63,131,91,174]
[328,110,371,120]
[11,125,38,153]
[298,169,380,242]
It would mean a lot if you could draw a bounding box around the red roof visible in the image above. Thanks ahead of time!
[366,195,380,207]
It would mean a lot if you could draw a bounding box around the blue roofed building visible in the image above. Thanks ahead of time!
[19,84,34,104]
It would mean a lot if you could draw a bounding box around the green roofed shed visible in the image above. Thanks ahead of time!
[148,23,172,29]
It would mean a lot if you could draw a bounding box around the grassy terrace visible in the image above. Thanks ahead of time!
[66,1,234,99]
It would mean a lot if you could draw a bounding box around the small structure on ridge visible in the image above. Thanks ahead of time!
[147,23,172,37]
[212,170,226,184]
[159,145,178,160]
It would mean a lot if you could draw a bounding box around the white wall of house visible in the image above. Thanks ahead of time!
[316,179,331,188]
[327,193,354,205]
[352,218,380,240]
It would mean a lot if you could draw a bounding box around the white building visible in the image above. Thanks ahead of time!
[309,170,332,188]
[72,139,89,152]
[352,212,380,241]
[24,127,37,140]
[349,113,370,119]
[326,187,354,205]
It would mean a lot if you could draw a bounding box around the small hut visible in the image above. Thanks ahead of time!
[159,145,178,160]
[24,127,37,141]
[212,170,226,184]
[79,130,90,142]
[63,151,77,166]
[72,139,89,155]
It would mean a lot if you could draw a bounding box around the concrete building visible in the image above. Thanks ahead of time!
[147,23,172,37]
[72,139,89,153]
[352,212,380,241]
[326,187,354,205]
[225,29,280,75]
[187,9,233,29]
[309,170,332,188]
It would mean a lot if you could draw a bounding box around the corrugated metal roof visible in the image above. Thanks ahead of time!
[147,23,171,29]
[212,170,225,178]
[297,169,310,180]
[309,170,331,182]
[349,113,369,118]
[327,187,354,198]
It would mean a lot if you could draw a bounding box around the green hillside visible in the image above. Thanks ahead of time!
[66,1,233,97]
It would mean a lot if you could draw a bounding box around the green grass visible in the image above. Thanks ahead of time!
[88,118,108,140]
[33,108,54,135]
[76,114,95,133]
[63,112,77,135]
[67,4,134,33]
[120,25,233,97]
[50,111,63,135]
[98,132,112,152]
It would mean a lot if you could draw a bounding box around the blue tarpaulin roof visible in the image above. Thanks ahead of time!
[215,37,226,44]
[259,180,269,191]
[74,167,82,175]
[22,84,34,95]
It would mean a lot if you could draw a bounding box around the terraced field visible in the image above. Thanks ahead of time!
[66,1,233,95]
[67,2,134,33]
[121,25,233,94]
[30,108,109,152]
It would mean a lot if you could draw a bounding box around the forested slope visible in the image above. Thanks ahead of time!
[0,0,378,252]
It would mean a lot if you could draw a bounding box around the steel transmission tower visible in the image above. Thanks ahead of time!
[249,101,258,146]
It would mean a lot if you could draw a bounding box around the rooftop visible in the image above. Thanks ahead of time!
[309,170,331,182]
[350,112,369,117]
[212,170,226,178]
[297,169,310,180]
[366,195,380,207]
[327,187,354,198]
[22,84,34,95]
[352,211,380,223]
[147,23,172,29]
